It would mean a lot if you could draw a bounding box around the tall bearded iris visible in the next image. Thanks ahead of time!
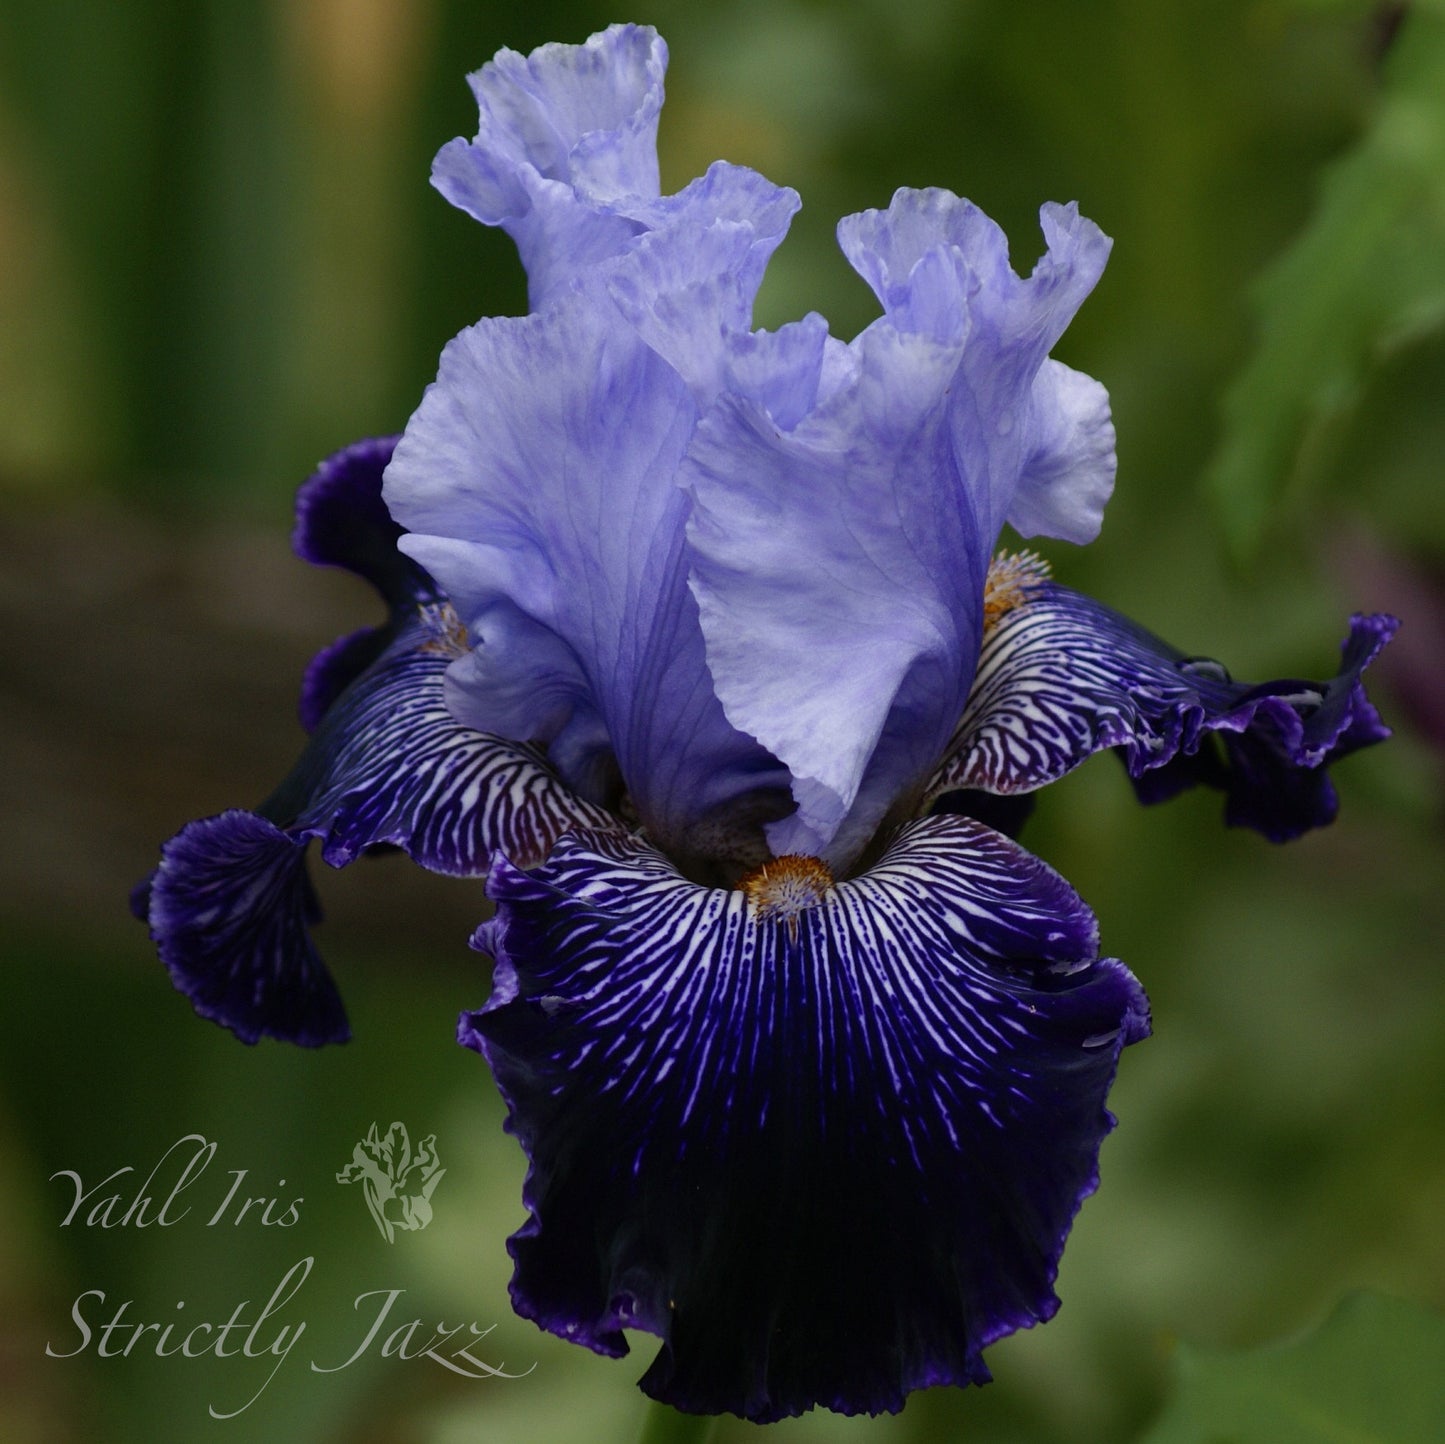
[135,25,1396,1424]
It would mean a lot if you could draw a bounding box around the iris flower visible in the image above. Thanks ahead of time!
[135,25,1396,1424]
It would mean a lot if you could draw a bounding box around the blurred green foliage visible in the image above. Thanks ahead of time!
[2,2,1443,1442]
[1207,1,1445,558]
[1141,1293,1445,1443]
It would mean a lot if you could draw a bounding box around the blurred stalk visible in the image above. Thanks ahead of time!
[277,0,434,471]
[0,0,296,500]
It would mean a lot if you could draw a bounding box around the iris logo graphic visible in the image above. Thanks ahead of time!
[337,1124,445,1243]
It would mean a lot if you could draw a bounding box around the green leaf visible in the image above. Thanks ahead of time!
[1139,1293,1445,1444]
[1204,3,1445,557]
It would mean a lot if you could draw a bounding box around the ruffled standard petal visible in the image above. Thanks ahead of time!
[931,566,1397,841]
[1009,359,1116,545]
[432,24,668,307]
[683,357,984,868]
[137,442,612,1045]
[386,286,792,875]
[838,193,1115,547]
[394,143,804,880]
[432,25,802,323]
[464,817,1148,1422]
[603,165,806,409]
[685,191,1113,868]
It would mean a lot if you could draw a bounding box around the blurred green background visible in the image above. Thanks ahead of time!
[2,1,1443,1440]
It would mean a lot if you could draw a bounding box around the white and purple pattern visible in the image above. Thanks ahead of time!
[270,627,614,877]
[135,22,1396,1426]
[467,819,1147,1421]
[935,580,1396,839]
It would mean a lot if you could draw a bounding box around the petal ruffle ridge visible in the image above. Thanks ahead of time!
[430,24,799,324]
[432,24,667,308]
[931,578,1397,840]
[464,817,1148,1421]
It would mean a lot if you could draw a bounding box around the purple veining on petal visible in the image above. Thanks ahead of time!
[931,578,1396,840]
[137,603,616,1046]
[463,818,1147,1421]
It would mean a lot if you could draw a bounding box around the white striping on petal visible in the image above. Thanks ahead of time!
[282,616,617,875]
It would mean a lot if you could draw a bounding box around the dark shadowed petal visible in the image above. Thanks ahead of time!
[292,434,427,599]
[137,442,612,1046]
[463,817,1148,1421]
[931,568,1397,840]
[141,811,341,1047]
[289,434,436,729]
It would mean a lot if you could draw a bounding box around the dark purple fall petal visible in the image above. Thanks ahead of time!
[292,434,427,600]
[136,440,613,1045]
[464,817,1148,1421]
[297,625,395,735]
[140,608,613,1046]
[931,583,1396,841]
[146,810,344,1046]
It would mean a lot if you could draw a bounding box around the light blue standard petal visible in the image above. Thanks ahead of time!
[463,817,1148,1422]
[1008,359,1116,544]
[840,192,1114,545]
[684,191,1113,868]
[603,164,805,408]
[385,292,792,877]
[929,556,1397,840]
[682,353,985,868]
[432,24,667,307]
[431,26,804,319]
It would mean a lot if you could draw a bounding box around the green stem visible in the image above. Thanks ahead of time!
[637,1399,720,1444]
